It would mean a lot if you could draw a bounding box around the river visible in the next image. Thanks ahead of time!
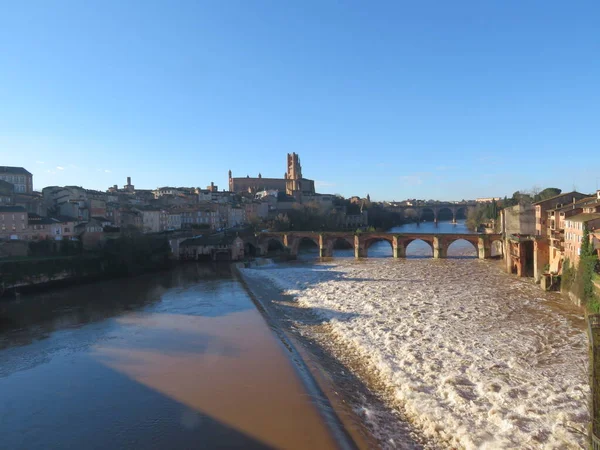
[242,220,589,449]
[0,264,348,450]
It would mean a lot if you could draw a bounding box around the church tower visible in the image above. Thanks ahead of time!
[286,153,303,199]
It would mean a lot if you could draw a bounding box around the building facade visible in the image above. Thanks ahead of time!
[0,180,15,205]
[0,206,28,239]
[168,212,182,230]
[140,209,161,233]
[564,214,600,265]
[534,192,588,237]
[500,204,536,235]
[0,166,33,193]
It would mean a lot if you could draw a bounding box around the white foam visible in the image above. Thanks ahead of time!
[242,259,588,449]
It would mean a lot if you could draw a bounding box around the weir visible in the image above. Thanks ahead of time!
[251,231,503,260]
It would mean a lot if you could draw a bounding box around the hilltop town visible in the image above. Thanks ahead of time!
[1,155,600,297]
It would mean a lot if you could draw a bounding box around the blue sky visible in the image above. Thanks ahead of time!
[1,1,599,201]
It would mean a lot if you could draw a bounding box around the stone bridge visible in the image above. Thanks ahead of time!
[247,231,503,259]
[386,202,477,223]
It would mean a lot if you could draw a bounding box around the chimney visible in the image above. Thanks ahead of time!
[127,177,131,185]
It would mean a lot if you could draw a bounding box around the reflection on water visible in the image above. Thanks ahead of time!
[0,263,339,450]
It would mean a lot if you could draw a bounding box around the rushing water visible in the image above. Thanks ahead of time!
[0,264,342,450]
[246,222,589,449]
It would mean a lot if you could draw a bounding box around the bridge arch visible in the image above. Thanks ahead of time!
[260,237,286,255]
[360,235,394,258]
[446,238,478,258]
[437,207,454,222]
[490,237,504,257]
[419,207,436,222]
[244,242,258,257]
[404,207,419,221]
[292,236,320,256]
[404,238,434,257]
[325,236,354,257]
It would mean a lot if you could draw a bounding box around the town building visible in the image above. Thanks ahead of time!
[0,206,28,239]
[534,191,588,237]
[26,214,56,241]
[108,176,136,194]
[564,214,600,265]
[50,216,79,240]
[139,208,162,233]
[228,206,246,228]
[167,212,182,230]
[75,218,106,250]
[153,187,182,198]
[345,211,369,229]
[244,201,269,221]
[120,208,143,231]
[500,204,536,236]
[0,166,33,193]
[228,153,315,200]
[14,191,44,216]
[178,205,217,230]
[105,202,121,226]
[0,180,15,205]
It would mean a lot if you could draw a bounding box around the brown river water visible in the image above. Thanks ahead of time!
[0,264,349,450]
[0,221,589,449]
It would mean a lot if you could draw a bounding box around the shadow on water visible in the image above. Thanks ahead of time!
[0,343,274,450]
[0,262,345,450]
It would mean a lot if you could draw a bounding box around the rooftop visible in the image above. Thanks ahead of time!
[566,213,600,223]
[0,166,32,176]
[0,206,27,213]
[533,191,588,206]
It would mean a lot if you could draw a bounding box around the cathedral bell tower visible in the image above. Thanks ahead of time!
[286,153,303,200]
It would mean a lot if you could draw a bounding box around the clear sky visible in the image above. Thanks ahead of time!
[1,1,599,201]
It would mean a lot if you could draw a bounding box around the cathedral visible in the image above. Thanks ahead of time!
[228,153,315,200]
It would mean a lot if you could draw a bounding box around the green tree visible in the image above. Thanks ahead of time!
[534,188,562,202]
[581,223,593,257]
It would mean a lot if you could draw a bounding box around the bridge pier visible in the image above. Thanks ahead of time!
[433,236,446,259]
[354,235,367,258]
[478,237,491,259]
[392,236,406,258]
[319,247,331,257]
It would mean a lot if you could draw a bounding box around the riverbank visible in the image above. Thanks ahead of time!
[239,257,589,449]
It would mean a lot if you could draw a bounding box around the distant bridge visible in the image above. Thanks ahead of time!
[385,202,478,223]
[246,231,503,259]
